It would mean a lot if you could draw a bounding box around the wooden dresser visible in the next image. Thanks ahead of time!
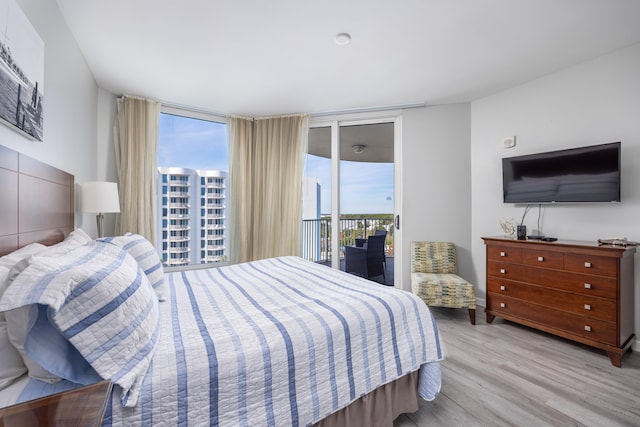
[482,237,636,367]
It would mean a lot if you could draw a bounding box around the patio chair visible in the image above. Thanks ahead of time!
[345,234,386,281]
[355,229,387,268]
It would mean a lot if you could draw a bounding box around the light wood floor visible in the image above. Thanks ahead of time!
[395,306,640,427]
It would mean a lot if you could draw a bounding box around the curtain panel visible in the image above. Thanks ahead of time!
[113,95,161,242]
[229,115,308,264]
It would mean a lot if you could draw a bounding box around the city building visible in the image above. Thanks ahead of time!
[157,167,228,267]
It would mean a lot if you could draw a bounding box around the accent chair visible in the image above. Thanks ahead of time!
[410,241,476,324]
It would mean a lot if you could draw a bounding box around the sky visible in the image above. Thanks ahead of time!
[158,113,394,215]
[158,113,228,171]
[306,155,394,215]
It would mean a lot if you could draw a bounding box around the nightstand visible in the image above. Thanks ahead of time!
[0,380,112,426]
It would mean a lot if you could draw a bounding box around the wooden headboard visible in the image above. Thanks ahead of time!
[0,145,74,256]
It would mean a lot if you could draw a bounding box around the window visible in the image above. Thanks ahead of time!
[157,108,229,269]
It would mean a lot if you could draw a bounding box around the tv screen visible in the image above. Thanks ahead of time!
[502,142,621,203]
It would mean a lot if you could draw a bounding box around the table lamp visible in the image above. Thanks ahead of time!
[81,181,120,238]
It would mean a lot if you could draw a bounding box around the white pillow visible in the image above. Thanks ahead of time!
[5,305,61,383]
[0,243,46,269]
[0,247,43,387]
[0,266,28,390]
[1,244,46,322]
[41,228,92,257]
[0,323,26,390]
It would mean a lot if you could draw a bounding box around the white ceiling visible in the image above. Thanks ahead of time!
[56,0,640,117]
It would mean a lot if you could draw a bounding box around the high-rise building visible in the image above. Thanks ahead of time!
[157,167,228,267]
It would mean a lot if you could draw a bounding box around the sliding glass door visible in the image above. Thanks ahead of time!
[303,115,401,288]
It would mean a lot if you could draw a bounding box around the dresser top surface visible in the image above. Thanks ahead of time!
[482,236,637,254]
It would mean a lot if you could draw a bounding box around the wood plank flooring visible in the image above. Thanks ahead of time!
[395,306,640,427]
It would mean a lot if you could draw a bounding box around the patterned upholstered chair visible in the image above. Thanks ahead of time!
[411,241,476,324]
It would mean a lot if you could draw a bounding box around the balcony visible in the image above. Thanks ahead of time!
[206,244,225,251]
[166,258,191,266]
[206,214,225,219]
[168,236,190,242]
[168,225,190,231]
[205,224,225,230]
[205,183,226,189]
[168,247,191,254]
[302,216,394,286]
[169,191,189,197]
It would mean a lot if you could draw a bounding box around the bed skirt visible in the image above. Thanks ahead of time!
[313,370,419,427]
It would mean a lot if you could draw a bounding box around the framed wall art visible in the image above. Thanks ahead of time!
[0,0,44,141]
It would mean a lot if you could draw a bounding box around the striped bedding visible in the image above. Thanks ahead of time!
[0,240,160,407]
[104,256,444,426]
[3,255,444,426]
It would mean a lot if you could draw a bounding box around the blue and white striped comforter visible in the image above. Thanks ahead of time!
[103,256,444,426]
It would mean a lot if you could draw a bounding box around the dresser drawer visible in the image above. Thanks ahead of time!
[487,278,616,322]
[522,249,563,269]
[486,294,617,345]
[487,260,524,279]
[564,253,617,277]
[514,266,618,298]
[487,245,522,263]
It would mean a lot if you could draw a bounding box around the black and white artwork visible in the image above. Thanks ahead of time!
[0,0,44,141]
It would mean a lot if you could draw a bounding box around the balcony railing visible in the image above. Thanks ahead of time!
[302,216,394,263]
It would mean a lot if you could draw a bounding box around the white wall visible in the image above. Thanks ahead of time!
[1,0,98,231]
[471,43,640,349]
[401,103,472,291]
[95,88,119,235]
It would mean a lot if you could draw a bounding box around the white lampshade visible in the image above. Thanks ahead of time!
[81,181,121,213]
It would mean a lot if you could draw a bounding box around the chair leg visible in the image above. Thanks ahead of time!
[468,308,476,325]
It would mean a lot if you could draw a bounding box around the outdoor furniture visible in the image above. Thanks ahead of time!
[355,229,387,269]
[345,234,386,281]
[410,241,476,324]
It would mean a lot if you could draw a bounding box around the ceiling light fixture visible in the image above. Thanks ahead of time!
[352,144,366,154]
[335,32,351,45]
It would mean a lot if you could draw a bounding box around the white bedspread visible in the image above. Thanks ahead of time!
[13,256,445,426]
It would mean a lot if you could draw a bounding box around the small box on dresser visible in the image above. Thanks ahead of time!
[482,236,636,367]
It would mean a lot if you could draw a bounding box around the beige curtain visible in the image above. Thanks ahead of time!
[229,115,308,264]
[113,95,161,241]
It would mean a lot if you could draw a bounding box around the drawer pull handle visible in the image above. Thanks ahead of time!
[584,325,592,332]
[500,268,506,274]
[500,302,506,308]
[500,285,506,291]
[584,283,592,289]
[584,262,592,268]
[584,304,591,311]
[537,256,544,262]
[500,251,506,257]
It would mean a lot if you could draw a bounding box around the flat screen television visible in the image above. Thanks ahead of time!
[502,142,621,203]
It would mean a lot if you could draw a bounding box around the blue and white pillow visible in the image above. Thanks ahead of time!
[0,240,160,407]
[100,233,165,301]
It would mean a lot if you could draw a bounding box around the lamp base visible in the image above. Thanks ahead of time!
[96,213,105,238]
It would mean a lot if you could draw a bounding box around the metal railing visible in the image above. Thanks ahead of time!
[302,216,394,263]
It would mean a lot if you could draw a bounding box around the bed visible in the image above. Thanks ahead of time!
[0,144,445,426]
